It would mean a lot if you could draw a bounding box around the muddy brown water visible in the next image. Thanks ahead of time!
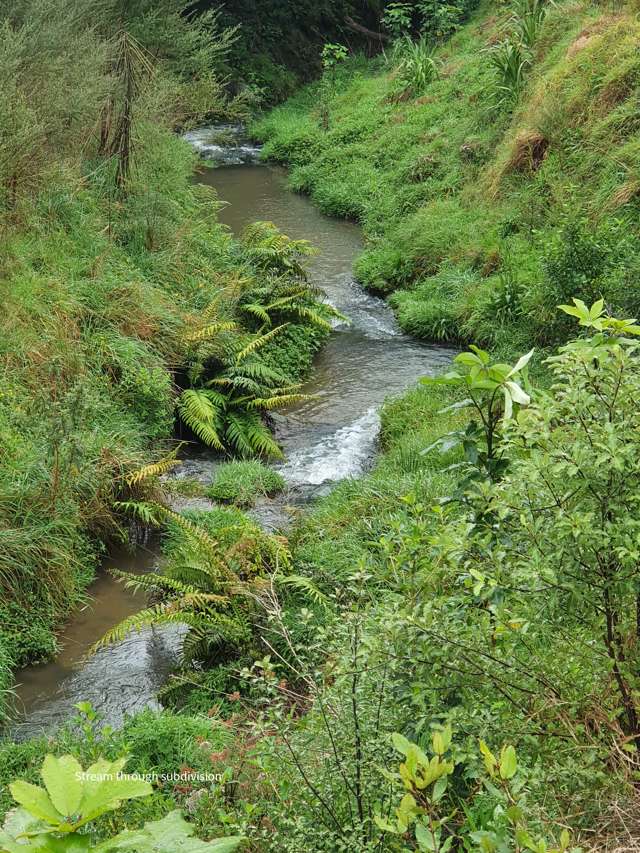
[7,128,453,739]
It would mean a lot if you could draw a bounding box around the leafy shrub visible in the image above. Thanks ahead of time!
[487,40,531,108]
[207,461,286,507]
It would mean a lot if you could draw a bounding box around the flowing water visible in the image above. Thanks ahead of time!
[8,128,453,739]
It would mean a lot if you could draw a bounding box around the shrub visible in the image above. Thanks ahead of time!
[391,37,439,99]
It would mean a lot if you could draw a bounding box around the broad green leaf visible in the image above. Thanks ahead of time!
[479,740,496,775]
[432,777,448,803]
[589,298,604,320]
[41,755,83,819]
[78,759,151,825]
[373,815,399,834]
[499,745,517,779]
[101,811,244,852]
[415,821,437,850]
[431,725,451,756]
[8,782,63,826]
[391,732,413,757]
[455,352,483,367]
[469,345,490,364]
[0,828,26,853]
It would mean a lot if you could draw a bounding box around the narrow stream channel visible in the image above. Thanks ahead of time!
[9,128,453,739]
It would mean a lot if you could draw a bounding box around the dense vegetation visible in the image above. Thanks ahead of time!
[3,0,640,851]
[0,0,327,714]
[254,0,640,357]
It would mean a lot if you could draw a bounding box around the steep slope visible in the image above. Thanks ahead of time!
[254,0,640,354]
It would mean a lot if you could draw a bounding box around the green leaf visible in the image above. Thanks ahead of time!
[8,781,63,826]
[432,777,448,803]
[78,758,151,825]
[41,755,83,818]
[415,821,437,850]
[374,815,399,834]
[455,352,483,367]
[499,745,517,779]
[479,740,497,775]
[391,732,413,757]
[100,811,244,852]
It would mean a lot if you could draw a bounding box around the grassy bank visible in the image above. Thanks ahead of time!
[0,0,331,722]
[253,0,640,355]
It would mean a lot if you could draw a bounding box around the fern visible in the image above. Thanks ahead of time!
[235,324,288,363]
[113,500,161,525]
[125,446,184,487]
[248,393,311,410]
[241,303,271,325]
[225,411,283,458]
[177,389,225,449]
[184,321,237,344]
[278,574,331,609]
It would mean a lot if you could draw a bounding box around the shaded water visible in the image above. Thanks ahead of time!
[9,130,453,738]
[11,541,184,739]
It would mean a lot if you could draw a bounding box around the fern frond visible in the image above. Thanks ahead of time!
[225,411,283,458]
[248,393,312,411]
[184,322,237,344]
[151,503,222,558]
[91,602,183,651]
[177,389,225,450]
[113,500,162,525]
[291,306,333,330]
[241,304,272,325]
[235,324,288,363]
[125,446,184,487]
[112,569,197,597]
[278,574,331,609]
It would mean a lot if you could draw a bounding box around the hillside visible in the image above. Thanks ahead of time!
[255,0,640,355]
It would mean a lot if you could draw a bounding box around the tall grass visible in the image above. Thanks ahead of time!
[0,0,252,706]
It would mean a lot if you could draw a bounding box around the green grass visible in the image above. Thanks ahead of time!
[253,0,640,355]
[207,461,286,507]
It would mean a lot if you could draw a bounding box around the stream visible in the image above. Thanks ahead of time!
[8,127,453,740]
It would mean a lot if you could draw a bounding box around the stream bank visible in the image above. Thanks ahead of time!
[10,128,453,739]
